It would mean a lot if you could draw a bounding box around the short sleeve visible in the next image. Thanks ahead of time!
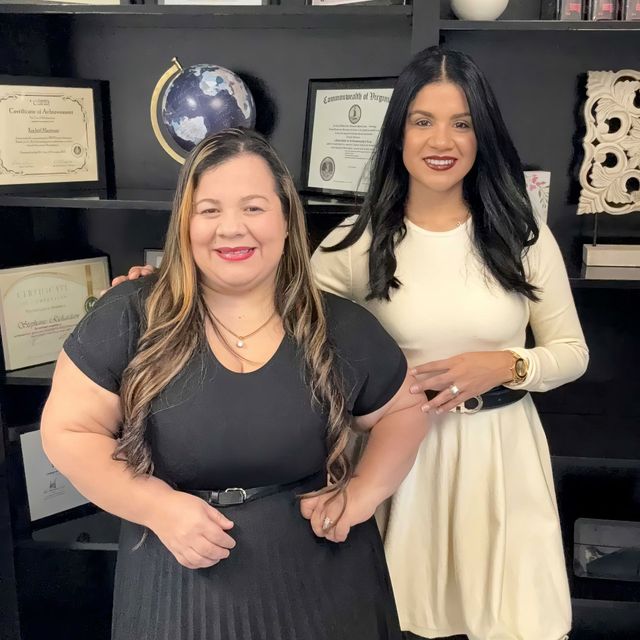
[63,278,148,393]
[324,293,407,417]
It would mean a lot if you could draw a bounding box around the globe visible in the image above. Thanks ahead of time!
[152,59,256,162]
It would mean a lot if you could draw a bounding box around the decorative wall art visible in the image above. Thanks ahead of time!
[578,69,640,269]
[578,69,640,217]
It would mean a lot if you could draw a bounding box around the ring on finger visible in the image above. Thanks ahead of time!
[322,516,334,531]
[449,383,461,397]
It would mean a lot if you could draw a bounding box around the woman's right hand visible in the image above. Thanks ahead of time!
[110,264,156,288]
[147,490,236,569]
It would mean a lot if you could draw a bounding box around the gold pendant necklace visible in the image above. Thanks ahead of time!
[207,308,277,349]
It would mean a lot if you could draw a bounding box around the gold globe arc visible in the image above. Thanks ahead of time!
[150,57,186,165]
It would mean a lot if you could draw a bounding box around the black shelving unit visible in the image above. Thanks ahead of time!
[0,2,413,26]
[0,5,422,637]
[1,1,639,638]
[440,19,640,30]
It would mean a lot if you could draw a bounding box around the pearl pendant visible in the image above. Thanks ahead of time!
[236,339,245,348]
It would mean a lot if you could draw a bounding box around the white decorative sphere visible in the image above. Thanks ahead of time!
[451,0,509,20]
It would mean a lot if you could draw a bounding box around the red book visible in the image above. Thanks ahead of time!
[622,0,640,18]
[557,0,585,19]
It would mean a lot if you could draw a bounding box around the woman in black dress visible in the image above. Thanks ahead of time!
[40,128,428,640]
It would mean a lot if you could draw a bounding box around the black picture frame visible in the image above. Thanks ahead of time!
[300,76,395,198]
[0,75,112,196]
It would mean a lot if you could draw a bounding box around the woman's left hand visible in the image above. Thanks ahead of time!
[299,477,379,543]
[409,350,514,414]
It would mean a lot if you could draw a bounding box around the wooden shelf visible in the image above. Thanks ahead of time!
[441,19,640,31]
[0,4,413,29]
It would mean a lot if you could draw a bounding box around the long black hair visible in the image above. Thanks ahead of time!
[324,46,540,302]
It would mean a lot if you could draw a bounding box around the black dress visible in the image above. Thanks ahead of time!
[64,278,407,640]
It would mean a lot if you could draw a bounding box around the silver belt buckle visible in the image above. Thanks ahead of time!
[453,395,483,414]
[214,487,247,506]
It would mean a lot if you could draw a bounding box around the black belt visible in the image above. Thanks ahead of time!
[426,385,527,414]
[184,471,324,507]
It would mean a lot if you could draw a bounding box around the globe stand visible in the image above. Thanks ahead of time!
[150,57,187,165]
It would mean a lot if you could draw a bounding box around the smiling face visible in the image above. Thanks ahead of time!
[189,153,288,296]
[402,81,477,196]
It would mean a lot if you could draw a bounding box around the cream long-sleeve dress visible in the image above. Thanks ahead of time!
[311,216,589,640]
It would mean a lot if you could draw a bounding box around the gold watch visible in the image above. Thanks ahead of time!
[508,350,529,384]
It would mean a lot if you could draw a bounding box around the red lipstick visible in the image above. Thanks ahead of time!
[215,247,256,262]
[424,156,458,172]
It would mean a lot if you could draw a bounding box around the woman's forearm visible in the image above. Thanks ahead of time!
[352,404,427,504]
[505,342,589,393]
[41,428,173,529]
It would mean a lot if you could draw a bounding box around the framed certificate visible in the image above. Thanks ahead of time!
[0,76,110,193]
[301,77,395,197]
[19,426,90,523]
[0,256,110,371]
[144,249,164,268]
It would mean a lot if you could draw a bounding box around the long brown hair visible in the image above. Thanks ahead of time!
[115,128,353,499]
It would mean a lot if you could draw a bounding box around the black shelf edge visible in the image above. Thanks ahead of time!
[1,192,636,283]
[15,539,118,551]
[0,191,360,214]
[571,598,640,633]
[0,4,413,29]
[568,276,640,290]
[7,422,39,443]
[14,510,121,551]
[2,362,55,386]
[0,191,174,211]
[567,262,640,290]
[440,19,640,31]
[572,597,640,608]
[551,455,640,469]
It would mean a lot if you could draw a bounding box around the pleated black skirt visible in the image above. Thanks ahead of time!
[112,475,402,640]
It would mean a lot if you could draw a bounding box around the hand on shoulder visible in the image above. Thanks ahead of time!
[100,264,156,298]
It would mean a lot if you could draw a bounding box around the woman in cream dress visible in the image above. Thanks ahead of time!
[116,48,588,639]
[311,47,588,640]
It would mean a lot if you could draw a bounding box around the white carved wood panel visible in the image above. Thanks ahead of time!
[578,69,640,215]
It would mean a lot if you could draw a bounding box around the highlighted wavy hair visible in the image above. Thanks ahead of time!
[114,128,353,500]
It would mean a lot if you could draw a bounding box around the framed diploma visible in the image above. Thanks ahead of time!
[0,256,110,371]
[301,77,395,197]
[0,76,109,193]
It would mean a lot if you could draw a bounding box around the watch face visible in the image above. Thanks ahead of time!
[515,359,527,377]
